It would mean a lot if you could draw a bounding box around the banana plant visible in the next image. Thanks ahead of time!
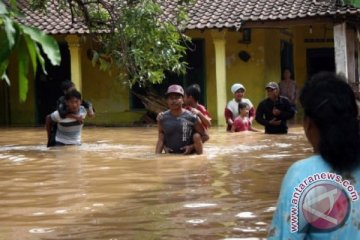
[0,1,61,102]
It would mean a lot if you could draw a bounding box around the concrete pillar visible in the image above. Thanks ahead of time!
[334,22,356,84]
[211,30,227,126]
[65,35,83,92]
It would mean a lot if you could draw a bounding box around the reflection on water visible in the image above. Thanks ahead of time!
[0,126,312,239]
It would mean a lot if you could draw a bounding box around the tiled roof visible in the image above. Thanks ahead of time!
[15,0,90,34]
[14,0,360,34]
[183,0,360,30]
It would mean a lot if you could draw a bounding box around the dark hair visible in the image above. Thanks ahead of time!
[65,89,82,101]
[238,102,249,112]
[61,80,75,92]
[185,84,201,102]
[299,72,360,172]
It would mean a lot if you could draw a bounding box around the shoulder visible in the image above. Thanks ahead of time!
[50,110,60,121]
[159,110,171,122]
[57,96,65,102]
[226,99,236,107]
[197,104,210,115]
[79,106,87,115]
[284,155,330,182]
[257,98,268,107]
[242,98,253,105]
[183,109,198,121]
[279,96,290,102]
[197,104,206,111]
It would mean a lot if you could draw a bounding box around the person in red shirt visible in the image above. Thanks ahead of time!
[184,84,211,129]
[231,102,259,132]
[225,83,255,131]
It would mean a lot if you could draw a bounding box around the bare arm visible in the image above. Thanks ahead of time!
[86,105,95,118]
[230,124,236,132]
[45,115,54,141]
[64,113,84,123]
[224,108,234,126]
[155,124,165,154]
[191,108,211,128]
[194,118,209,142]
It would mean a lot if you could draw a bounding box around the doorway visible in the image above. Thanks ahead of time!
[306,48,335,80]
[130,39,206,109]
[35,42,71,124]
[159,39,206,104]
[280,40,294,77]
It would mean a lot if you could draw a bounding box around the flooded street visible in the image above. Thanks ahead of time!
[0,126,312,239]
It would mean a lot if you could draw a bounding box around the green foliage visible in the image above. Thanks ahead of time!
[1,0,193,101]
[343,0,360,7]
[0,1,61,102]
[85,0,193,87]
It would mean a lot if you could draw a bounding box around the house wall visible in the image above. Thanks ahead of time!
[79,38,145,126]
[0,24,335,126]
[293,24,334,87]
[186,25,334,123]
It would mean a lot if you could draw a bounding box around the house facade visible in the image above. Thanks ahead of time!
[1,0,360,126]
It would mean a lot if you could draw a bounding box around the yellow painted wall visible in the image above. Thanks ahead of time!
[186,29,269,122]
[187,26,334,124]
[79,37,145,125]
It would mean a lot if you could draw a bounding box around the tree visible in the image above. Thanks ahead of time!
[1,0,193,102]
[32,0,194,87]
[0,1,61,102]
[344,0,360,7]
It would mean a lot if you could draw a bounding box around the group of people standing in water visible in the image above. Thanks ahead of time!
[225,68,297,134]
[44,71,360,239]
[156,68,298,155]
[156,71,360,239]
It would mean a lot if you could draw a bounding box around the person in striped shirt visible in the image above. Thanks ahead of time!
[45,89,87,146]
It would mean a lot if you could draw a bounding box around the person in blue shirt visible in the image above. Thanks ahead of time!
[268,72,360,239]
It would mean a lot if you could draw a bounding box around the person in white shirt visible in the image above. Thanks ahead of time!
[224,83,255,131]
[45,89,87,146]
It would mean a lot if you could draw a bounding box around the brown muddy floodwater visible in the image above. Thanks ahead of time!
[0,125,312,240]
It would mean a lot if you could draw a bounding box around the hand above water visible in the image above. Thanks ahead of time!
[180,145,194,155]
[269,118,281,126]
[272,108,281,116]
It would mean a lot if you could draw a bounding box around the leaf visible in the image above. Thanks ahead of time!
[23,34,38,75]
[3,16,16,48]
[0,59,10,85]
[34,44,46,74]
[0,29,12,67]
[17,37,29,102]
[0,1,9,15]
[21,25,61,66]
[1,73,10,85]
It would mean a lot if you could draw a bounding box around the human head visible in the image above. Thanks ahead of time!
[231,83,246,101]
[165,84,184,110]
[65,89,82,113]
[238,102,249,116]
[61,80,75,94]
[265,82,279,101]
[282,68,292,80]
[185,84,201,105]
[300,72,360,172]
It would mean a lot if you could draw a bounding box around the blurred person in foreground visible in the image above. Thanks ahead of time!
[268,72,360,239]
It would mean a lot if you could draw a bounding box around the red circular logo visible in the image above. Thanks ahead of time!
[301,183,350,230]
